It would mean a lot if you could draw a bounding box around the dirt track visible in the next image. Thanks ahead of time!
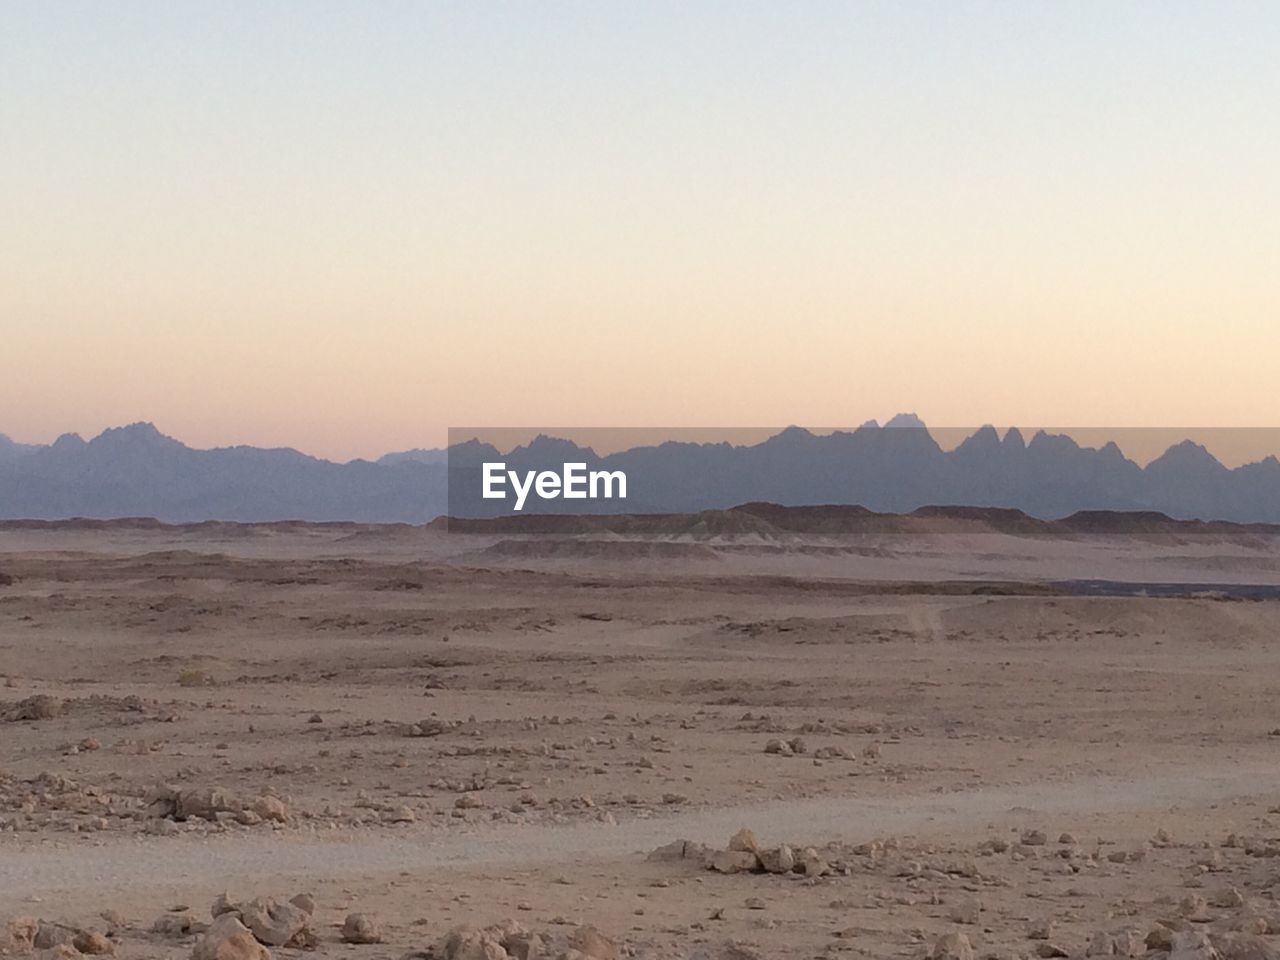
[6,762,1278,902]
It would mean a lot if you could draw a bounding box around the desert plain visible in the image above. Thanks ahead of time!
[3,514,1280,960]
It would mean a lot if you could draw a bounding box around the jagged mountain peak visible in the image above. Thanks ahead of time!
[764,425,816,446]
[885,413,928,430]
[512,434,598,460]
[955,425,1001,454]
[379,447,448,466]
[0,433,39,458]
[1147,439,1227,474]
[91,422,182,450]
[1002,427,1027,449]
[1028,430,1080,453]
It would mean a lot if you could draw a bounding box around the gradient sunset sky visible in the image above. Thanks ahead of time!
[3,2,1277,461]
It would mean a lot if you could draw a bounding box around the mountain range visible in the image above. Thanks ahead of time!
[0,423,446,523]
[0,419,1278,523]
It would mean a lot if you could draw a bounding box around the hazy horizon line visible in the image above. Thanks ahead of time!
[7,418,1280,470]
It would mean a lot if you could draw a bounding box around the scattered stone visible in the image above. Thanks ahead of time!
[758,845,795,874]
[648,840,689,862]
[192,915,270,960]
[146,785,293,829]
[1112,929,1145,957]
[932,932,976,960]
[568,926,618,960]
[341,914,382,945]
[708,850,760,874]
[797,847,828,877]
[4,918,38,955]
[1210,888,1246,910]
[949,897,981,925]
[1034,944,1070,959]
[5,695,61,721]
[434,925,508,960]
[402,718,453,738]
[1212,932,1280,960]
[1085,929,1144,958]
[503,925,546,960]
[1167,930,1218,960]
[34,924,75,950]
[728,829,758,853]
[1179,894,1213,923]
[237,898,312,947]
[1146,927,1177,952]
[96,913,123,933]
[715,942,762,960]
[172,788,242,822]
[1028,920,1055,941]
[648,839,713,863]
[1086,930,1118,956]
[72,931,114,956]
[152,914,196,938]
[813,745,855,760]
[249,796,288,824]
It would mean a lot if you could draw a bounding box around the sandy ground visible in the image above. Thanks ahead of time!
[3,526,1280,960]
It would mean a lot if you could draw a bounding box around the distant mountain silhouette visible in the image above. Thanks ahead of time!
[0,423,447,522]
[377,448,448,467]
[0,433,39,462]
[446,420,1280,523]
[1,419,1278,523]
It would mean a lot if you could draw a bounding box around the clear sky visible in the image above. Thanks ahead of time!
[3,2,1277,460]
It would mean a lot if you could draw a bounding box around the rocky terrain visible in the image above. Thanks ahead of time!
[3,524,1280,959]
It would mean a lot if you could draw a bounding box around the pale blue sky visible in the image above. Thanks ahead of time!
[3,2,1277,458]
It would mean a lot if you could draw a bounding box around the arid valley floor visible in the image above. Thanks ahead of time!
[3,517,1280,960]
